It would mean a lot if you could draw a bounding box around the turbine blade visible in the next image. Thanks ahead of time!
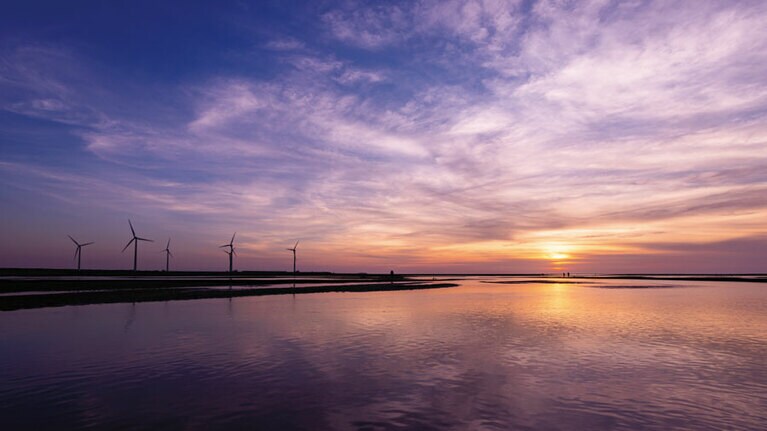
[74,247,80,260]
[81,242,94,246]
[294,240,299,249]
[219,244,230,248]
[168,251,173,258]
[231,232,236,244]
[68,235,79,246]
[137,237,153,242]
[122,238,135,252]
[166,238,171,248]
[128,219,135,236]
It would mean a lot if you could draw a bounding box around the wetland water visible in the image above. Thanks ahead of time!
[1,277,766,430]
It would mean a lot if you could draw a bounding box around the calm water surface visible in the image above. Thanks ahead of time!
[1,277,766,430]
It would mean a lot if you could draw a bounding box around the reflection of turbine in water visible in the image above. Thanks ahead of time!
[122,220,153,271]
[161,238,173,271]
[67,235,94,270]
[286,240,299,273]
[124,302,136,332]
[220,233,236,272]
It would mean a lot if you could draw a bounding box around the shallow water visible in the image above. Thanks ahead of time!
[1,277,766,430]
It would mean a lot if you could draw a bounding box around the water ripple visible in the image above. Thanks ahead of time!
[1,278,766,429]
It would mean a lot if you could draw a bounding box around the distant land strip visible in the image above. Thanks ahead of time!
[0,280,458,311]
[0,277,414,293]
[577,275,767,283]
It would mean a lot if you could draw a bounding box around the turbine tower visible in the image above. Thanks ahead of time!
[223,248,234,273]
[68,235,94,270]
[162,238,173,272]
[122,220,153,271]
[286,240,299,274]
[220,232,236,272]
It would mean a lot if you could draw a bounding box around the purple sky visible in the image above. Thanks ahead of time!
[1,0,766,273]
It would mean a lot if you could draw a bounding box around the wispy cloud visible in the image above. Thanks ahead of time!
[263,37,305,51]
[2,1,767,271]
[321,5,409,49]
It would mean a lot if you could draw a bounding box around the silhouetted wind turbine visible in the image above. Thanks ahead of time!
[286,240,299,274]
[122,220,153,271]
[162,238,172,272]
[68,235,94,270]
[223,248,235,273]
[220,233,236,272]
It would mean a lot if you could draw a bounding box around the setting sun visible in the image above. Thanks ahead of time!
[541,244,573,261]
[548,252,570,261]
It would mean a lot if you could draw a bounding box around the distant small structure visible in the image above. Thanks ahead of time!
[122,220,153,271]
[162,238,173,271]
[220,233,236,272]
[286,240,299,274]
[67,235,94,270]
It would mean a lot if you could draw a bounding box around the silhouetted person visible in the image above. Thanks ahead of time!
[390,270,394,284]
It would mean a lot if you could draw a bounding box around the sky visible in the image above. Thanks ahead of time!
[1,0,766,273]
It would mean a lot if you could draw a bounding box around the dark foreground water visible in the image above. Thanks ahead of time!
[1,277,766,430]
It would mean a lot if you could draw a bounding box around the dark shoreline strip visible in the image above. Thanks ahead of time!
[0,282,459,311]
[576,276,767,283]
[0,277,407,293]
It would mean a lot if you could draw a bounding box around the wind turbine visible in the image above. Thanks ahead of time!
[162,238,172,272]
[286,240,299,274]
[68,235,94,270]
[122,220,153,271]
[220,233,236,272]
